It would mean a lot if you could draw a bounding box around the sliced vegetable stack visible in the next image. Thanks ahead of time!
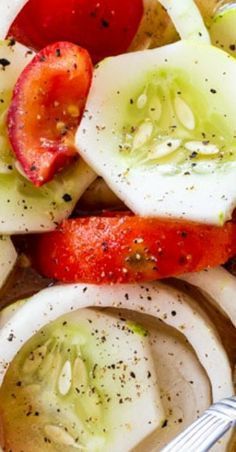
[0,40,96,234]
[0,0,235,451]
[1,0,235,283]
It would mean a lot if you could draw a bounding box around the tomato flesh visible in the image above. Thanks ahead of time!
[7,42,92,186]
[9,0,143,64]
[33,214,236,284]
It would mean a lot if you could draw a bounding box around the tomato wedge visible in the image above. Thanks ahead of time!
[33,214,236,284]
[9,0,143,64]
[7,42,92,186]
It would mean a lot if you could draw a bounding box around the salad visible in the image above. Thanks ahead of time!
[0,0,235,450]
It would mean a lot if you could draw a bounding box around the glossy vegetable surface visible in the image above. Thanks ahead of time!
[8,41,92,186]
[76,40,236,225]
[0,40,96,232]
[9,0,143,63]
[33,214,236,283]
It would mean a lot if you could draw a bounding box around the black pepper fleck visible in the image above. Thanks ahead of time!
[0,58,10,70]
[101,19,109,28]
[62,193,72,202]
[8,38,16,47]
[162,419,168,428]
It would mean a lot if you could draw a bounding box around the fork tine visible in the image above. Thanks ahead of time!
[162,414,226,451]
[224,396,236,405]
[192,417,230,450]
[161,396,236,452]
[219,397,236,409]
[208,397,236,421]
[196,420,231,451]
[174,414,217,447]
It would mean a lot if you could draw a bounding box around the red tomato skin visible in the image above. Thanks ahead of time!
[7,42,92,186]
[33,215,236,284]
[9,0,144,63]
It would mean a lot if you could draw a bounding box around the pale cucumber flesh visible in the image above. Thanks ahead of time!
[121,67,235,171]
[76,41,236,224]
[210,2,236,57]
[0,308,162,451]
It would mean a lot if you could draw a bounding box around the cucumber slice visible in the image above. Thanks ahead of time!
[76,40,236,224]
[159,0,210,44]
[0,40,96,233]
[0,157,96,233]
[210,3,236,57]
[0,283,233,449]
[0,283,233,400]
[0,236,17,289]
[0,297,214,451]
[0,308,163,451]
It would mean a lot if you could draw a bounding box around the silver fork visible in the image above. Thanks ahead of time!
[161,396,236,452]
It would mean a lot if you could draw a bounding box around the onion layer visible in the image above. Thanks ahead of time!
[179,267,236,327]
[0,282,233,401]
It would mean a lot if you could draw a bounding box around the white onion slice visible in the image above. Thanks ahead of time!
[0,236,17,290]
[0,0,28,40]
[0,284,233,451]
[0,299,25,328]
[118,310,211,451]
[0,282,233,404]
[158,0,210,44]
[0,301,212,449]
[178,267,236,327]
